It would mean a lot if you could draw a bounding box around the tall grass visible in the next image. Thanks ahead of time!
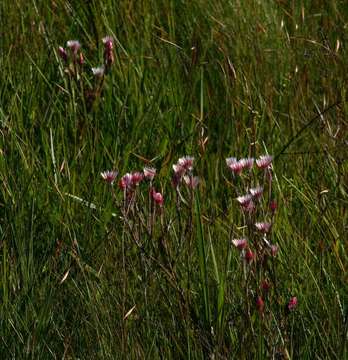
[1,0,347,358]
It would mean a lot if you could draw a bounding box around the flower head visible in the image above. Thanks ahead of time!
[119,173,133,190]
[100,170,118,185]
[245,248,255,263]
[232,238,247,250]
[236,194,253,207]
[249,186,263,200]
[255,222,272,233]
[177,156,194,172]
[66,40,81,53]
[92,66,105,77]
[287,296,298,311]
[256,296,265,313]
[240,157,254,170]
[103,36,114,67]
[183,175,199,189]
[270,199,277,213]
[226,157,244,175]
[143,167,156,180]
[130,172,144,186]
[102,36,114,50]
[150,188,164,206]
[256,155,273,169]
[78,52,84,65]
[270,244,278,257]
[58,46,68,62]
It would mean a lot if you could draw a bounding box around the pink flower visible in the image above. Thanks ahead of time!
[249,186,263,200]
[119,173,133,190]
[143,167,156,180]
[245,248,255,263]
[66,40,81,54]
[177,156,194,171]
[226,157,244,175]
[287,297,298,311]
[130,172,144,186]
[240,157,254,170]
[244,200,255,213]
[103,36,114,67]
[172,164,185,176]
[232,238,247,250]
[58,46,68,62]
[150,188,164,206]
[270,244,278,257]
[100,170,118,185]
[102,36,114,50]
[256,296,265,313]
[270,199,277,213]
[183,175,199,189]
[255,222,272,233]
[236,194,253,207]
[92,66,105,77]
[256,155,273,169]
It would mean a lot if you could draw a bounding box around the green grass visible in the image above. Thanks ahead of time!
[1,0,347,358]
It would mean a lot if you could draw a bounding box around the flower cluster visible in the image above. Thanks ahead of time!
[58,36,115,111]
[228,154,293,316]
[172,156,199,189]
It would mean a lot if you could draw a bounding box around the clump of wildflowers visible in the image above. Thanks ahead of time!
[57,36,115,112]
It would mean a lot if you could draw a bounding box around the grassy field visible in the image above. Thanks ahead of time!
[1,0,347,358]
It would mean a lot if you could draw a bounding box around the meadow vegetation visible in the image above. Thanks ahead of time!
[0,0,347,358]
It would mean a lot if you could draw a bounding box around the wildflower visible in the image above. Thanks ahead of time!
[150,188,164,206]
[287,296,298,311]
[226,157,244,175]
[103,36,114,67]
[256,155,273,169]
[256,296,265,313]
[172,156,195,188]
[232,238,247,250]
[183,175,199,189]
[102,36,114,50]
[172,164,185,177]
[130,172,144,186]
[172,172,182,189]
[66,40,81,54]
[119,173,133,190]
[270,199,277,213]
[58,46,68,62]
[255,222,272,233]
[249,186,263,200]
[240,157,254,170]
[92,66,105,77]
[236,194,253,207]
[177,156,194,172]
[270,244,278,257]
[143,167,156,180]
[245,248,255,263]
[243,200,255,214]
[78,52,84,65]
[100,170,118,185]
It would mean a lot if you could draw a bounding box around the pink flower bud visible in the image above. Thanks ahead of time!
[287,297,298,311]
[58,46,68,62]
[256,296,264,313]
[150,188,164,206]
[245,248,255,263]
[270,200,277,213]
[232,238,247,250]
